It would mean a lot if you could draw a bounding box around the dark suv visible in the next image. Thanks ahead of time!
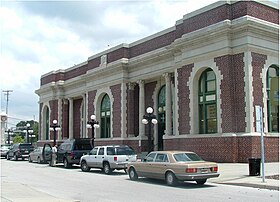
[43,138,93,168]
[7,143,34,161]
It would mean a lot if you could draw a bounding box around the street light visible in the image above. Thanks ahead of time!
[26,123,33,144]
[142,107,158,153]
[49,120,61,146]
[5,128,13,144]
[87,115,100,147]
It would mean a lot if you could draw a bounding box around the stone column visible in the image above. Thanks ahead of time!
[68,98,74,139]
[138,80,145,136]
[164,73,172,136]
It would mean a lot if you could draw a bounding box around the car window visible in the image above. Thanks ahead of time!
[90,148,98,155]
[146,153,156,162]
[107,147,115,155]
[98,148,104,155]
[173,153,203,162]
[155,154,168,162]
[116,146,135,155]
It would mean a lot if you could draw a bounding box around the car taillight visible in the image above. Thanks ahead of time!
[69,152,75,158]
[186,168,197,173]
[114,156,117,161]
[211,166,218,172]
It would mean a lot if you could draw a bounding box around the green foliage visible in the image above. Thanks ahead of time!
[15,120,39,142]
[13,135,24,143]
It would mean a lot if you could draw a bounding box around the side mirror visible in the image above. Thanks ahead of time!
[142,158,147,162]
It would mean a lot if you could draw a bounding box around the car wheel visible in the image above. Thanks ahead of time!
[14,154,18,161]
[63,158,70,168]
[103,162,112,175]
[6,154,10,160]
[81,161,90,172]
[128,167,138,181]
[28,156,32,163]
[37,157,41,164]
[165,172,178,186]
[196,179,207,185]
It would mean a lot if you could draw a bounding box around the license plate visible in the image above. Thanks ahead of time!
[200,168,209,173]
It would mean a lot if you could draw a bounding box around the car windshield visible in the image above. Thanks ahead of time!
[1,145,10,149]
[173,153,203,162]
[19,144,34,149]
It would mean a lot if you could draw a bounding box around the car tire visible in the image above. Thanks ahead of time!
[196,179,207,185]
[165,172,178,186]
[63,158,70,168]
[128,167,138,181]
[81,161,90,172]
[6,154,10,160]
[28,156,32,163]
[37,157,41,164]
[14,154,18,161]
[103,162,112,175]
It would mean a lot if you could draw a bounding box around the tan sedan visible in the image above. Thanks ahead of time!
[127,151,219,186]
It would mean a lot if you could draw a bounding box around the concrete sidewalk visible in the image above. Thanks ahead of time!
[209,162,279,190]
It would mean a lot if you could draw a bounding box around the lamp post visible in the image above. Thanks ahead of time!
[49,120,61,146]
[5,128,13,144]
[87,115,100,147]
[142,107,158,153]
[26,123,33,144]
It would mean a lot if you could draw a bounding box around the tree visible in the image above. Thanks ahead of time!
[13,135,24,143]
[15,120,39,143]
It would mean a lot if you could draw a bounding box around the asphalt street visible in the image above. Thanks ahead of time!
[1,159,279,202]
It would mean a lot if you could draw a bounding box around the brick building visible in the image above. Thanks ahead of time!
[35,0,279,162]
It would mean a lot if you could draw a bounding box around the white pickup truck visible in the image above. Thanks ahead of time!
[80,145,137,174]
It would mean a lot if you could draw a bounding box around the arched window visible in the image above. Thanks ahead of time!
[100,94,111,138]
[266,65,279,132]
[158,85,166,151]
[199,69,217,134]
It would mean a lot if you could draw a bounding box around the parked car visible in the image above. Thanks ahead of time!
[1,144,11,158]
[42,138,93,168]
[6,143,34,161]
[28,146,51,163]
[80,145,137,174]
[127,151,220,186]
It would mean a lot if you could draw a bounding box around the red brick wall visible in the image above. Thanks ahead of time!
[87,90,97,138]
[73,99,82,138]
[177,64,193,134]
[164,136,279,163]
[252,52,267,132]
[144,82,157,135]
[126,84,135,136]
[49,100,58,140]
[111,84,122,137]
[62,100,69,139]
[108,47,130,63]
[215,53,246,133]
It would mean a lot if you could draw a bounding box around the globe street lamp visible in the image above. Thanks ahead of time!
[49,120,61,146]
[26,123,33,144]
[142,107,158,153]
[5,128,13,144]
[87,115,100,147]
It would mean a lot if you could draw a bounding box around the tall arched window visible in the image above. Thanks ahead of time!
[199,68,217,134]
[158,85,166,151]
[266,65,279,132]
[100,94,111,138]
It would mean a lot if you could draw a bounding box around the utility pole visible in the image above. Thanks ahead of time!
[2,90,13,115]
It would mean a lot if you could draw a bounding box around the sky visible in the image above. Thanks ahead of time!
[0,0,278,129]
